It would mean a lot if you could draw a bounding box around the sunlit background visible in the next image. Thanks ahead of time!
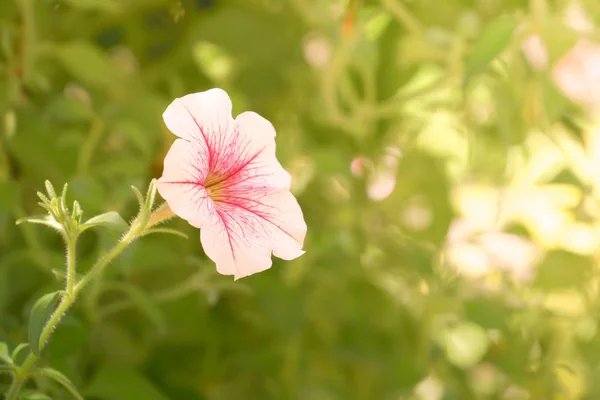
[3,0,600,398]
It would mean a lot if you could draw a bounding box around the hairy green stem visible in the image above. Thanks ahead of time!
[4,227,140,399]
[65,237,77,294]
[74,229,137,293]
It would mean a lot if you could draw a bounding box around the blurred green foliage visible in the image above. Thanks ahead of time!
[3,0,600,399]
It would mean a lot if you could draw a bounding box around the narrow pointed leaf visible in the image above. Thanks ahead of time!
[145,179,157,210]
[80,211,128,233]
[61,183,69,201]
[16,215,62,231]
[11,343,30,364]
[34,367,84,400]
[143,228,188,239]
[28,292,61,356]
[36,191,51,205]
[131,185,145,208]
[44,180,57,199]
[0,342,11,364]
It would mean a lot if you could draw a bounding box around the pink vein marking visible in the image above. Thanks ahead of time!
[182,102,212,167]
[217,194,298,243]
[207,144,267,189]
[215,208,238,263]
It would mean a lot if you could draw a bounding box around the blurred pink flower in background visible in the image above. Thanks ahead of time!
[367,146,402,201]
[553,39,600,114]
[444,219,541,283]
[519,2,600,114]
[157,89,307,280]
[521,35,548,71]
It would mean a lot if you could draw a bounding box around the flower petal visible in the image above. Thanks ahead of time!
[162,88,234,146]
[200,188,306,279]
[212,111,291,193]
[156,139,211,228]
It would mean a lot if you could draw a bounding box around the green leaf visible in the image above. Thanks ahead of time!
[80,211,128,233]
[131,185,145,209]
[55,41,120,90]
[11,343,30,365]
[34,367,84,400]
[0,181,20,212]
[465,15,518,81]
[28,292,61,356]
[0,342,11,364]
[534,251,592,291]
[143,228,188,239]
[15,215,62,231]
[86,366,169,400]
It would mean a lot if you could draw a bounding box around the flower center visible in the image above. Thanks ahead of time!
[204,173,227,202]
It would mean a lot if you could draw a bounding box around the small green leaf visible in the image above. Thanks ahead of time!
[465,15,518,81]
[0,342,11,364]
[143,228,188,239]
[44,181,57,199]
[28,292,61,356]
[16,215,62,231]
[131,185,145,209]
[11,343,30,364]
[60,183,69,203]
[145,179,157,210]
[80,211,128,233]
[34,367,84,400]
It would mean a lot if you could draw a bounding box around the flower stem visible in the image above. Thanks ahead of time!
[65,237,77,294]
[74,229,137,293]
[5,227,140,399]
[4,373,25,400]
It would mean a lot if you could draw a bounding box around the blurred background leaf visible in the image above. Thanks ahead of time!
[4,0,600,399]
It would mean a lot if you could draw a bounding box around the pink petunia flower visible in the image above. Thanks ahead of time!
[156,89,307,280]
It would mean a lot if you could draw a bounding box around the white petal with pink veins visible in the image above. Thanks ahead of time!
[213,112,292,193]
[158,88,307,279]
[156,139,211,228]
[162,88,234,146]
[201,187,306,279]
